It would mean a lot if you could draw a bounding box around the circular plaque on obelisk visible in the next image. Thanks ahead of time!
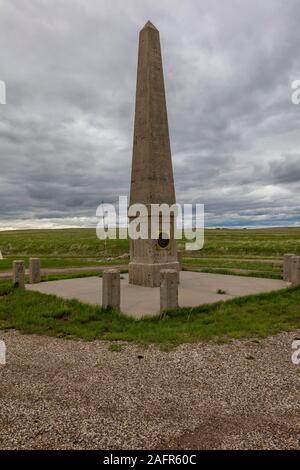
[157,232,170,249]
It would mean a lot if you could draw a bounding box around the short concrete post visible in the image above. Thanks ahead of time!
[177,251,183,271]
[102,269,120,310]
[291,256,300,286]
[29,258,41,284]
[283,253,295,281]
[160,269,178,312]
[12,260,25,289]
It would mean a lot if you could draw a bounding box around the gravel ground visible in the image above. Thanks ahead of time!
[0,330,300,450]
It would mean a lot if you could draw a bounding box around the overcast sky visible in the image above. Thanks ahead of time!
[1,0,300,229]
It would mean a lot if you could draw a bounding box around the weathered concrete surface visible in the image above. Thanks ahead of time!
[26,272,288,319]
[160,269,178,311]
[12,260,25,289]
[29,258,41,284]
[283,253,295,281]
[102,269,120,310]
[291,256,300,286]
[130,21,175,208]
[129,21,178,286]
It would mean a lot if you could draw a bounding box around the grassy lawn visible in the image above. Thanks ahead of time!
[182,257,283,279]
[1,227,300,277]
[1,280,300,346]
[0,228,129,258]
[185,268,282,280]
[0,256,128,272]
[190,227,300,257]
[1,227,300,258]
[41,269,128,282]
[183,258,281,270]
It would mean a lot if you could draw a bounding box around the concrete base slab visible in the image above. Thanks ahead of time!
[26,272,288,319]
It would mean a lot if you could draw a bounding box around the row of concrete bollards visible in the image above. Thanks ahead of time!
[11,260,179,313]
[11,253,298,312]
[103,268,179,313]
[12,258,41,288]
[283,254,300,286]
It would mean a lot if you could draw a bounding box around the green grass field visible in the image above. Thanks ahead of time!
[1,227,300,345]
[1,227,300,257]
[1,227,300,278]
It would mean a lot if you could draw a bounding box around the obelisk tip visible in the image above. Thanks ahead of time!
[142,21,158,31]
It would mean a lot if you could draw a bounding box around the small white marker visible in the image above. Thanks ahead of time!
[292,340,300,365]
[0,340,6,365]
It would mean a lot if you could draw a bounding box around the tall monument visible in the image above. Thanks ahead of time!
[129,21,179,287]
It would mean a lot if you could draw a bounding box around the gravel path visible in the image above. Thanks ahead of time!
[0,330,300,450]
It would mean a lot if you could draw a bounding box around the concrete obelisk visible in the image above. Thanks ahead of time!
[129,21,179,287]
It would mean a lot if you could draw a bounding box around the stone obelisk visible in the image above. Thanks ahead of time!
[129,21,179,287]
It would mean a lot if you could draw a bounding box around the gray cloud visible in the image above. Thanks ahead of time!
[1,0,300,229]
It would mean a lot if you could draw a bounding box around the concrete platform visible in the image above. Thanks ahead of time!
[26,272,288,319]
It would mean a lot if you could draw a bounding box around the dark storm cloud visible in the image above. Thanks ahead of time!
[269,154,300,184]
[1,0,300,229]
